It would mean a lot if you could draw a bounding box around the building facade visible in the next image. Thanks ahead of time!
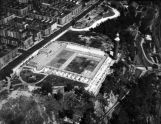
[8,3,32,16]
[0,13,15,25]
[0,44,18,70]
[57,11,73,25]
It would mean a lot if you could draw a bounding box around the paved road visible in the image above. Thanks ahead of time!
[0,0,102,80]
[140,38,160,67]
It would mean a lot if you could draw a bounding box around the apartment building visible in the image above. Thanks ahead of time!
[0,25,34,49]
[41,0,63,6]
[17,0,30,4]
[0,13,15,25]
[0,44,18,70]
[57,10,73,25]
[0,36,19,46]
[21,35,33,49]
[40,22,52,37]
[6,26,28,40]
[71,4,82,16]
[29,7,59,21]
[9,17,41,43]
[26,18,51,37]
[29,7,58,35]
[0,25,12,37]
[55,1,82,25]
[7,2,32,16]
[28,29,42,42]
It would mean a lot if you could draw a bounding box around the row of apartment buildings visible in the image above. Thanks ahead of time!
[30,0,82,25]
[0,0,83,48]
[0,0,84,70]
[0,43,18,70]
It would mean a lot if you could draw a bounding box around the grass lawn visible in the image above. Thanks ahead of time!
[58,31,113,51]
[73,5,115,29]
[20,69,45,84]
[47,50,74,69]
[65,56,99,74]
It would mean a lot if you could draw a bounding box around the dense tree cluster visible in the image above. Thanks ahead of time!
[121,72,161,124]
[0,96,47,124]
[0,87,96,124]
[100,60,133,99]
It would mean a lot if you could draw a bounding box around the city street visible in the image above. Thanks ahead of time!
[0,0,102,80]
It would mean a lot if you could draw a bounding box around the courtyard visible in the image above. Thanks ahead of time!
[24,41,107,81]
[14,41,114,95]
[19,69,46,84]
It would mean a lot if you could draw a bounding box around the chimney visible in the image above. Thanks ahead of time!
[113,33,120,60]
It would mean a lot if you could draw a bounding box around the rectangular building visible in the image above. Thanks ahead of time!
[0,13,15,25]
[7,2,32,16]
[20,41,114,95]
[0,44,18,70]
[0,36,19,46]
[57,10,73,25]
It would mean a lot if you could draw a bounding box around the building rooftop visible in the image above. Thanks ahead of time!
[7,25,28,33]
[0,36,20,42]
[59,10,71,18]
[65,2,76,10]
[11,16,56,32]
[12,17,26,24]
[8,2,29,10]
[41,0,55,5]
[26,18,51,30]
[31,7,59,18]
[0,43,17,58]
[0,24,13,31]
[0,12,14,20]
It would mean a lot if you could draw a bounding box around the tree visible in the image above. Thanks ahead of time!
[64,83,74,92]
[40,81,52,95]
[121,72,161,123]
[80,107,99,124]
[63,92,78,110]
[0,96,46,124]
[64,110,74,119]
[41,95,63,118]
[54,91,63,101]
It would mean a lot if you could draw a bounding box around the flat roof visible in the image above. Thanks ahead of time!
[0,36,20,42]
[59,10,71,18]
[0,12,14,20]
[0,24,12,30]
[8,2,29,10]
[31,8,58,17]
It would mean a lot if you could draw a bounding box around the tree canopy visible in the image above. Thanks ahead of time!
[0,96,46,124]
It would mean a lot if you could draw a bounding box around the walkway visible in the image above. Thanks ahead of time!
[70,6,120,31]
[18,70,48,86]
[140,38,160,66]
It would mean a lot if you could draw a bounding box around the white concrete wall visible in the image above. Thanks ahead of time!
[66,44,105,56]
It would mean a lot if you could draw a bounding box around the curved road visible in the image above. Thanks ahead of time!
[70,6,120,31]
